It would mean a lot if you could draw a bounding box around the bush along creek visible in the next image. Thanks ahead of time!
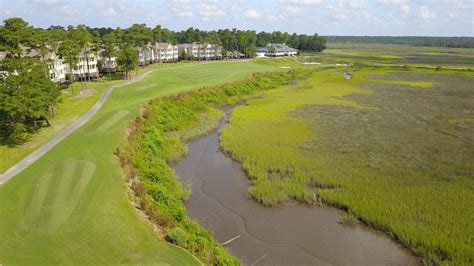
[117,69,316,265]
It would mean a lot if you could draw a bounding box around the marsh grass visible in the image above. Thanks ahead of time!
[220,69,474,264]
[302,44,474,70]
[338,212,359,226]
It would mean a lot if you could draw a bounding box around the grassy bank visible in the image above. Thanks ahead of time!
[219,67,474,264]
[118,69,315,264]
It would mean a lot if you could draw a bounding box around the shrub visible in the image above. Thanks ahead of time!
[167,227,189,247]
[10,123,31,144]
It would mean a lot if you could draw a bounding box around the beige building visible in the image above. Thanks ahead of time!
[68,51,99,80]
[101,56,117,72]
[21,49,67,83]
[137,44,155,66]
[153,43,179,62]
[178,42,222,60]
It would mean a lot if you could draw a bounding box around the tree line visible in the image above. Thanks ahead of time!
[43,23,327,57]
[325,36,474,48]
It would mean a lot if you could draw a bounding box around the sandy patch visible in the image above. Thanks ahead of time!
[136,84,155,91]
[71,89,96,99]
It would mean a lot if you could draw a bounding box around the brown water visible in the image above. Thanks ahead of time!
[173,106,418,265]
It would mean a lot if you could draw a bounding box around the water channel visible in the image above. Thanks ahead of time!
[173,105,417,265]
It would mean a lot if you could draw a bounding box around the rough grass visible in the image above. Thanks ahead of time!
[0,58,306,264]
[220,68,474,264]
[301,43,474,70]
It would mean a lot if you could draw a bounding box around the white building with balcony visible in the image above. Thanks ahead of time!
[178,43,222,60]
[22,49,67,83]
[257,43,298,57]
[154,42,179,62]
[137,45,155,66]
[68,52,99,80]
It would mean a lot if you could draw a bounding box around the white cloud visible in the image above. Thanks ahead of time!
[170,1,194,18]
[229,0,247,11]
[376,0,406,4]
[169,1,226,20]
[400,4,410,14]
[172,9,193,17]
[375,0,411,15]
[29,0,60,5]
[104,8,117,17]
[280,0,322,5]
[198,3,225,18]
[244,9,261,18]
[419,5,436,20]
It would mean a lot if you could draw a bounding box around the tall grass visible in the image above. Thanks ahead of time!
[220,68,474,264]
[118,69,315,265]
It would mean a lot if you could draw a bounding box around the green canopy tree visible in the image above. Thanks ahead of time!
[100,33,117,80]
[0,57,60,143]
[0,17,34,56]
[117,45,138,80]
[68,25,92,85]
[58,39,81,96]
[29,29,55,78]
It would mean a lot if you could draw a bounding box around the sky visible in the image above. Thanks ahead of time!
[0,0,473,36]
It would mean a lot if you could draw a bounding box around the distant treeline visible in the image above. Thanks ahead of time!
[45,24,326,56]
[325,36,474,48]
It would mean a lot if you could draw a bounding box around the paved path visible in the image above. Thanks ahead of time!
[0,72,152,185]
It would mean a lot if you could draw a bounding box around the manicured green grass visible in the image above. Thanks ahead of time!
[0,59,299,264]
[0,62,188,174]
[220,67,474,264]
[0,80,124,173]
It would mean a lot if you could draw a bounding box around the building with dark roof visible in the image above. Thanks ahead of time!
[257,43,298,57]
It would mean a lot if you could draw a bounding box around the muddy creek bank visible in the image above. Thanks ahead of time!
[173,106,417,265]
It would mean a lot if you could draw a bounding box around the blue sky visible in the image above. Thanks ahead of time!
[0,0,472,36]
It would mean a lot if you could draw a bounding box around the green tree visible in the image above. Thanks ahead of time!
[0,17,34,56]
[68,25,92,85]
[100,33,117,80]
[204,31,222,46]
[117,45,138,80]
[29,29,55,78]
[123,23,153,47]
[0,57,60,143]
[58,39,81,96]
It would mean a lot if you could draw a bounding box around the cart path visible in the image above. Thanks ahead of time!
[0,72,151,185]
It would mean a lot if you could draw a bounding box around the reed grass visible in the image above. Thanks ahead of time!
[220,68,474,264]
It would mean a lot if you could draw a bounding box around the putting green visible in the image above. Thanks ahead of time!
[0,59,301,264]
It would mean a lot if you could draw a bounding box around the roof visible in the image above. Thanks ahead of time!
[257,43,297,53]
[22,48,58,62]
[155,42,177,49]
[178,43,222,49]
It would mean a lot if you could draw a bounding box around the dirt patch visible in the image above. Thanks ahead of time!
[136,84,155,91]
[71,89,96,99]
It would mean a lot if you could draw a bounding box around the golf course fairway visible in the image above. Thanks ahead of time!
[0,60,296,264]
